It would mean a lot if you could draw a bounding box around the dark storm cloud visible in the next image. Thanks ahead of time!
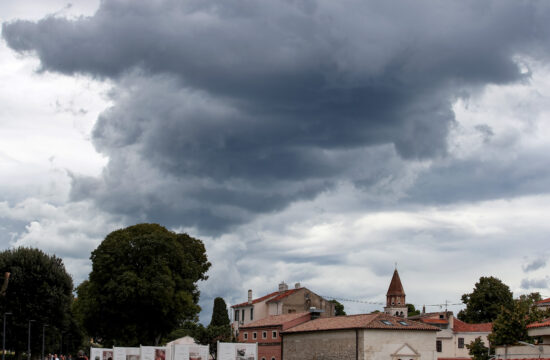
[4,0,550,232]
[520,277,548,290]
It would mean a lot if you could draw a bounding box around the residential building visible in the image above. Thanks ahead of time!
[282,312,440,360]
[237,312,312,360]
[493,318,550,359]
[230,281,334,335]
[410,311,492,359]
[537,298,550,311]
[384,269,408,318]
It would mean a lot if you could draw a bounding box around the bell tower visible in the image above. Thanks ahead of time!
[384,268,408,318]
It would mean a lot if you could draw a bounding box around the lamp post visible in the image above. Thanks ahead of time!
[28,320,35,360]
[42,325,48,360]
[2,312,12,360]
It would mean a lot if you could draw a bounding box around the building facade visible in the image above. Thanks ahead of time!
[237,312,312,360]
[410,311,492,360]
[231,281,334,335]
[282,313,440,360]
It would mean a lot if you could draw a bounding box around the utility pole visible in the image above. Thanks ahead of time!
[28,320,35,360]
[2,312,12,360]
[42,325,48,360]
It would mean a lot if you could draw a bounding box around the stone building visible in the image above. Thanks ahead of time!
[411,311,492,360]
[384,269,408,318]
[231,281,334,336]
[237,312,312,360]
[282,312,439,360]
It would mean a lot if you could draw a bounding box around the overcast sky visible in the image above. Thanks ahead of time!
[1,0,550,323]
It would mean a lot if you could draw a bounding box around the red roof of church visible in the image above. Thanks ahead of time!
[387,269,405,296]
[422,318,449,325]
[527,318,550,329]
[240,312,310,329]
[283,313,439,333]
[453,318,492,333]
[537,298,550,304]
[266,288,301,303]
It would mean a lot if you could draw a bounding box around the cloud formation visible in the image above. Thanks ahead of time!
[4,0,550,232]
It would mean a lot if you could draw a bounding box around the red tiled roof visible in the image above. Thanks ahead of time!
[527,317,550,329]
[283,313,439,333]
[453,318,492,333]
[387,269,406,296]
[231,291,281,308]
[240,312,310,329]
[536,298,550,304]
[421,318,449,325]
[266,288,301,303]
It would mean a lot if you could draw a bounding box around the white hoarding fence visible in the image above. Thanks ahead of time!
[217,342,257,360]
[91,348,114,360]
[168,344,209,360]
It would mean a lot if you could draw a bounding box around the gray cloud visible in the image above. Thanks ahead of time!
[520,277,549,290]
[4,0,550,233]
[523,257,547,272]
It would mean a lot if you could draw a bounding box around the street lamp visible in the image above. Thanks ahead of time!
[2,312,12,360]
[42,325,48,360]
[28,320,35,360]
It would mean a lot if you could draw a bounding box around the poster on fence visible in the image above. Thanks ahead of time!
[140,346,167,360]
[91,348,114,360]
[114,347,140,360]
[169,344,209,360]
[217,342,257,360]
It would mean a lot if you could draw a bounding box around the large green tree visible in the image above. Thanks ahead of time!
[489,292,550,346]
[458,276,514,323]
[329,300,346,316]
[0,248,77,356]
[467,337,490,360]
[207,298,231,359]
[75,224,211,346]
[210,298,230,327]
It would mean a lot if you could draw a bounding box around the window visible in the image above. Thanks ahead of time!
[272,330,278,339]
[458,338,464,349]
[243,332,248,340]
[235,310,240,322]
[381,320,393,326]
[253,332,257,340]
[271,358,275,360]
[251,307,254,321]
[242,309,245,322]
[398,321,409,326]
[261,358,266,360]
[262,331,267,339]
[439,314,444,319]
[436,340,442,353]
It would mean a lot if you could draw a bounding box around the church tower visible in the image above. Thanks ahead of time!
[384,268,408,318]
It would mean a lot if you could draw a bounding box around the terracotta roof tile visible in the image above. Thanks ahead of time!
[240,312,310,329]
[536,298,550,305]
[421,318,449,325]
[387,269,406,296]
[526,317,550,329]
[231,291,281,308]
[283,313,439,334]
[452,318,492,333]
[266,288,301,303]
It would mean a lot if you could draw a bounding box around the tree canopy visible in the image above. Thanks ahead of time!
[467,337,490,360]
[210,297,230,327]
[489,292,550,346]
[329,300,346,316]
[75,223,211,346]
[0,247,78,355]
[458,276,514,323]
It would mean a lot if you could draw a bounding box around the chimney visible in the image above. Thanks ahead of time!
[278,281,288,293]
[294,282,301,289]
[422,305,426,314]
[248,289,252,304]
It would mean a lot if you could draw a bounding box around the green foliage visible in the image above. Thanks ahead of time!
[74,223,211,346]
[467,337,490,360]
[0,247,79,355]
[210,298,230,327]
[489,292,550,346]
[458,276,514,323]
[407,303,420,317]
[329,300,346,316]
